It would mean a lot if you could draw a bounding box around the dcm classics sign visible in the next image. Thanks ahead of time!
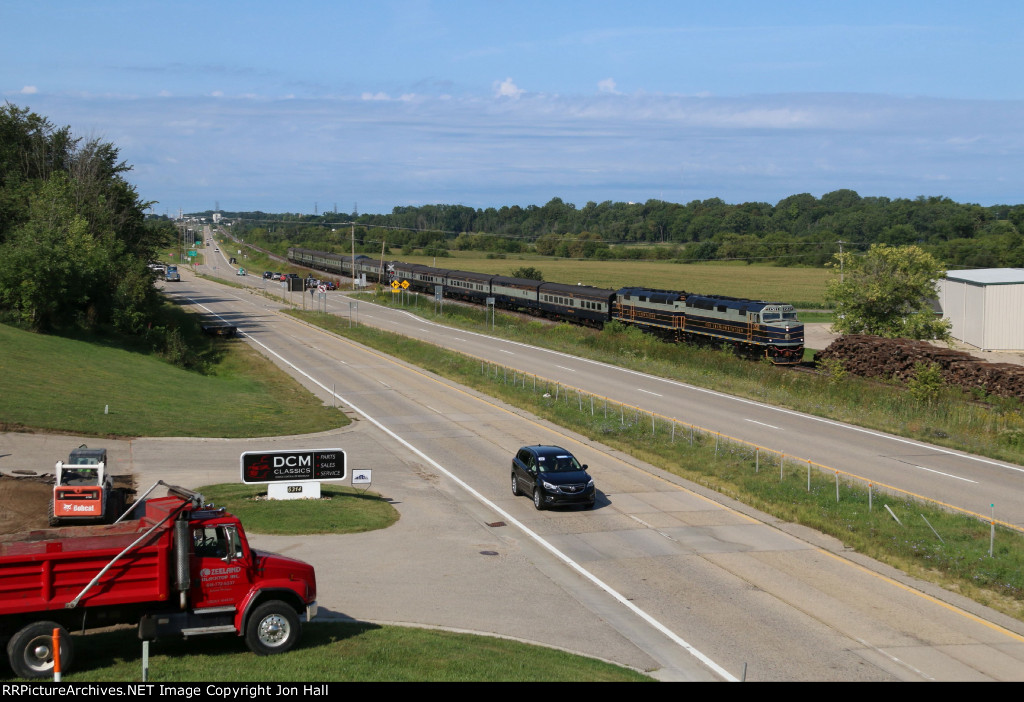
[240,449,346,484]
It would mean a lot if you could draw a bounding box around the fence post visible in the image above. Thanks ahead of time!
[990,504,995,557]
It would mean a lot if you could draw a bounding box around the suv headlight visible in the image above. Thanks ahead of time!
[541,480,559,492]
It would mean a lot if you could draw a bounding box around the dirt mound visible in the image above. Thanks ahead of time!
[815,334,1024,400]
[0,473,53,534]
[0,474,136,536]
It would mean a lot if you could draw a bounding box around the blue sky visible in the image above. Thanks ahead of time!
[3,1,1023,216]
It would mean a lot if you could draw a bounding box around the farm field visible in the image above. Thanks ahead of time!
[380,253,832,308]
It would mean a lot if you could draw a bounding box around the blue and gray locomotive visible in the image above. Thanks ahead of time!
[287,246,804,364]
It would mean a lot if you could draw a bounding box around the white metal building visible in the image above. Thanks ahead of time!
[937,268,1024,351]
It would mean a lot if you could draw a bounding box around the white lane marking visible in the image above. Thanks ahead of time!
[629,514,678,542]
[913,465,978,483]
[555,365,576,372]
[192,298,737,682]
[853,637,935,681]
[638,388,663,397]
[745,419,780,429]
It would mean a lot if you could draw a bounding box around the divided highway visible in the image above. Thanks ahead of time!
[152,257,1024,681]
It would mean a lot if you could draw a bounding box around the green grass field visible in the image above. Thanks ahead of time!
[371,252,833,308]
[0,322,346,437]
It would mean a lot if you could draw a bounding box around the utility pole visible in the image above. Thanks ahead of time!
[837,240,845,284]
[351,222,356,290]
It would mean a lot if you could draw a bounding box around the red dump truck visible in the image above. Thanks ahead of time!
[0,484,317,679]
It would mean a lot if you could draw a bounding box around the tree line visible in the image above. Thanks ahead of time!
[216,191,1024,270]
[0,103,201,365]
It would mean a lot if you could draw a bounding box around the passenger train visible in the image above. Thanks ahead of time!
[287,247,804,364]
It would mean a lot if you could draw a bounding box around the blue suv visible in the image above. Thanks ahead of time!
[511,445,596,510]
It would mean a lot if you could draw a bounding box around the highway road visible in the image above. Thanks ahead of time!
[214,246,1024,532]
[139,256,1024,681]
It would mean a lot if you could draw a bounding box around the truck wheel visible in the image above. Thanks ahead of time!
[47,498,59,527]
[245,601,300,655]
[7,621,73,679]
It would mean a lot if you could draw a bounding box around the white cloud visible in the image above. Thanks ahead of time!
[494,78,524,99]
[597,78,618,94]
[22,89,1024,213]
[20,85,37,94]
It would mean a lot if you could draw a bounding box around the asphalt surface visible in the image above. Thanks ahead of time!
[1,425,708,681]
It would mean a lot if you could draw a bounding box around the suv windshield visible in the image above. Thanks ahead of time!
[537,452,581,472]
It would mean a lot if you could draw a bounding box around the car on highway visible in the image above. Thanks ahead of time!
[263,271,275,279]
[322,280,337,290]
[510,445,596,510]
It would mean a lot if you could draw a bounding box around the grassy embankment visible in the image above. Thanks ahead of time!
[0,317,345,438]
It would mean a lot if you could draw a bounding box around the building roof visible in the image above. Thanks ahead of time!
[944,268,1024,285]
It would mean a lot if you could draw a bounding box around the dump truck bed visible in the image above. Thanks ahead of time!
[0,497,183,616]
